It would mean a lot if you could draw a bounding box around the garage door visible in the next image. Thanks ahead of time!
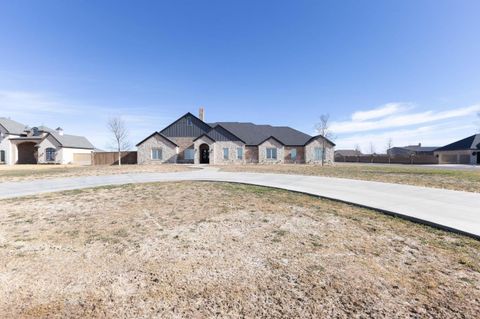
[73,153,92,165]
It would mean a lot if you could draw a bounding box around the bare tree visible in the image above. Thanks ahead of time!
[354,144,361,154]
[107,117,131,166]
[386,138,393,164]
[315,114,334,166]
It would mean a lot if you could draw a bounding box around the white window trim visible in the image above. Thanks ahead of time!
[266,147,277,160]
[223,148,229,160]
[237,147,243,160]
[151,148,163,160]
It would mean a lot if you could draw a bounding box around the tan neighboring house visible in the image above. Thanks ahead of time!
[0,117,94,165]
[434,134,480,165]
[136,109,335,165]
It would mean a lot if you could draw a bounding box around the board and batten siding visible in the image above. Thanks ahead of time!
[160,114,210,138]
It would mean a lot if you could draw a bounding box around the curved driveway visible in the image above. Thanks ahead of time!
[0,168,479,239]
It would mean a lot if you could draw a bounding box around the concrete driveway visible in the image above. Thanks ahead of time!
[0,168,479,238]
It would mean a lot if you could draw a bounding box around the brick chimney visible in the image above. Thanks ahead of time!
[199,107,205,121]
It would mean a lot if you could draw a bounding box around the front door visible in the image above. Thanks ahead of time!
[200,144,210,164]
[477,153,480,165]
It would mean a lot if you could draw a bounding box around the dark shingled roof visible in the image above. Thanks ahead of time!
[402,145,439,152]
[436,134,480,151]
[208,122,325,146]
[335,149,363,156]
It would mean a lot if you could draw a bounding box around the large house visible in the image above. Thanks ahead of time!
[387,143,439,157]
[136,109,335,165]
[434,134,480,165]
[0,117,94,165]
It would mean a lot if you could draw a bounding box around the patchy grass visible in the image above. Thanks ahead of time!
[0,164,191,183]
[0,182,478,317]
[220,163,480,193]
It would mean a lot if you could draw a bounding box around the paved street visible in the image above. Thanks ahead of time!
[0,168,479,238]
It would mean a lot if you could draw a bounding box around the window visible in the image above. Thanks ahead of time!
[237,147,243,160]
[45,148,56,162]
[186,117,192,126]
[184,148,195,160]
[0,150,5,163]
[223,148,229,160]
[151,148,162,160]
[291,148,297,161]
[314,147,323,161]
[266,148,277,160]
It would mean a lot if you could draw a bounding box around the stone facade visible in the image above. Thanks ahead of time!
[193,136,215,164]
[305,137,334,164]
[213,141,245,165]
[258,138,284,164]
[137,134,178,164]
[170,137,195,163]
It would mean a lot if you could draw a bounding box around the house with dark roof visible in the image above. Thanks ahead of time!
[0,117,94,165]
[434,134,480,165]
[387,143,439,157]
[334,149,363,161]
[136,109,335,165]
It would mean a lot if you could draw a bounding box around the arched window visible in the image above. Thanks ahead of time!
[46,148,56,162]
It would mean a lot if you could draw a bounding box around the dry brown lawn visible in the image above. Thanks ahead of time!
[0,164,191,183]
[0,182,479,318]
[220,163,480,193]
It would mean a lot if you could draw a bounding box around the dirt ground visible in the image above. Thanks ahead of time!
[0,182,478,318]
[0,164,191,183]
[219,163,480,193]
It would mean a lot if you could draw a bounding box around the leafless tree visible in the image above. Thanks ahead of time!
[315,114,334,166]
[107,117,131,166]
[386,138,393,164]
[354,144,361,154]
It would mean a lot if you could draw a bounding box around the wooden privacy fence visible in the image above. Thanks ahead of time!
[92,151,137,165]
[335,154,438,165]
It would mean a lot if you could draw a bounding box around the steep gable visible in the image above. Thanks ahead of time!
[160,112,211,138]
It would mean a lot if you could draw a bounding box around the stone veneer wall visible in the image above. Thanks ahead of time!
[137,134,178,164]
[213,141,245,165]
[193,136,215,164]
[304,137,334,164]
[258,138,284,164]
[170,137,195,163]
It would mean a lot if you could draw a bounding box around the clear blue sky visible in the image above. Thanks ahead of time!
[1,0,479,151]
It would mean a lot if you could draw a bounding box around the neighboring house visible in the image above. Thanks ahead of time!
[387,143,439,157]
[136,110,335,165]
[0,117,94,165]
[434,134,480,165]
[334,149,362,161]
